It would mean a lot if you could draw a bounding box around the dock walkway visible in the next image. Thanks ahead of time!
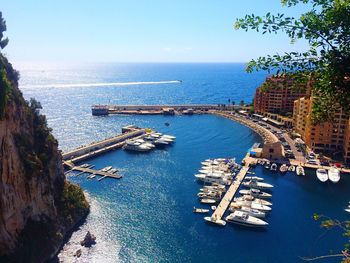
[64,161,122,179]
[209,164,250,224]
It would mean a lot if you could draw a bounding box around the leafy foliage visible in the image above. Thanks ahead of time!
[234,0,350,122]
[311,214,350,262]
[0,68,10,119]
[0,12,8,50]
[58,182,89,226]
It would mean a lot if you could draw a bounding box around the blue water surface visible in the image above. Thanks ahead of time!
[18,63,350,263]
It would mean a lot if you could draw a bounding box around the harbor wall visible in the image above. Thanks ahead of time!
[62,129,145,161]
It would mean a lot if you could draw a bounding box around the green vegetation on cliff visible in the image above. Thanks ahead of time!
[0,12,89,262]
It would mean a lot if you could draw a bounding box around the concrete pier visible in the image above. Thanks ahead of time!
[64,161,122,179]
[208,158,252,225]
[62,128,145,163]
[92,104,236,116]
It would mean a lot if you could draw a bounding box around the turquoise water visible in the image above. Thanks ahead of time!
[18,64,350,262]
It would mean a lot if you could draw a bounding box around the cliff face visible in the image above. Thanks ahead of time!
[0,56,89,262]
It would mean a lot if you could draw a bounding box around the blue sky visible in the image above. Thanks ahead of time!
[1,1,310,65]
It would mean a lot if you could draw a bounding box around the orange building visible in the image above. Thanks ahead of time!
[293,97,350,163]
[254,75,307,115]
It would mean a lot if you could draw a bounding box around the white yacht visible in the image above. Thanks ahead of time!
[134,139,155,148]
[230,206,266,218]
[288,165,296,172]
[239,189,272,199]
[193,207,209,214]
[124,140,152,152]
[242,180,274,190]
[279,164,288,173]
[328,167,340,183]
[234,196,272,206]
[200,198,216,204]
[204,216,226,226]
[194,174,231,185]
[162,134,176,140]
[296,165,305,176]
[225,211,268,227]
[231,201,272,212]
[245,176,264,181]
[153,139,170,146]
[270,163,278,171]
[316,168,328,182]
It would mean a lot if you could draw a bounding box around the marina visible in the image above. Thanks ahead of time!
[19,63,350,262]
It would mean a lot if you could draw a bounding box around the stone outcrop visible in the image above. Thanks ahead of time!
[0,55,89,262]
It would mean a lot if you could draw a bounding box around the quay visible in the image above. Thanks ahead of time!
[62,125,145,163]
[208,156,253,225]
[91,104,235,116]
[64,161,121,179]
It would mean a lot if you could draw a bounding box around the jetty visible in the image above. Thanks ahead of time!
[91,104,235,116]
[208,159,252,225]
[62,125,145,163]
[63,161,121,179]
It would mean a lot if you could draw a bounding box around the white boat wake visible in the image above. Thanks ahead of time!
[22,80,181,89]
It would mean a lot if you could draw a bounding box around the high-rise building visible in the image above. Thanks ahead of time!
[254,75,307,115]
[293,97,350,163]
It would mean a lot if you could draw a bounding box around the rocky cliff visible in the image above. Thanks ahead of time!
[0,55,89,262]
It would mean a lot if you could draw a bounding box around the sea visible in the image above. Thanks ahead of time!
[18,63,350,263]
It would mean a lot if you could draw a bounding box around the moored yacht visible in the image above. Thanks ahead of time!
[230,206,266,218]
[239,189,272,198]
[124,140,152,152]
[296,165,305,176]
[270,163,278,171]
[242,180,274,190]
[279,164,288,173]
[225,211,268,227]
[316,168,328,182]
[328,167,340,183]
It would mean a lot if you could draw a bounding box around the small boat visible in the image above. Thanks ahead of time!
[204,216,226,226]
[245,176,264,181]
[162,134,176,140]
[200,198,217,204]
[345,208,350,213]
[328,167,340,183]
[270,163,278,171]
[211,206,217,211]
[80,163,91,168]
[225,211,268,227]
[234,196,272,206]
[124,140,152,152]
[316,168,328,182]
[296,165,305,176]
[239,189,272,199]
[101,166,112,172]
[264,161,271,169]
[279,164,288,173]
[154,139,170,146]
[193,207,209,214]
[231,206,266,218]
[231,202,272,212]
[242,181,274,190]
[88,174,96,179]
[288,165,295,172]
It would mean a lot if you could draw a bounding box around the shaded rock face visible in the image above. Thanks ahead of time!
[0,56,88,262]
